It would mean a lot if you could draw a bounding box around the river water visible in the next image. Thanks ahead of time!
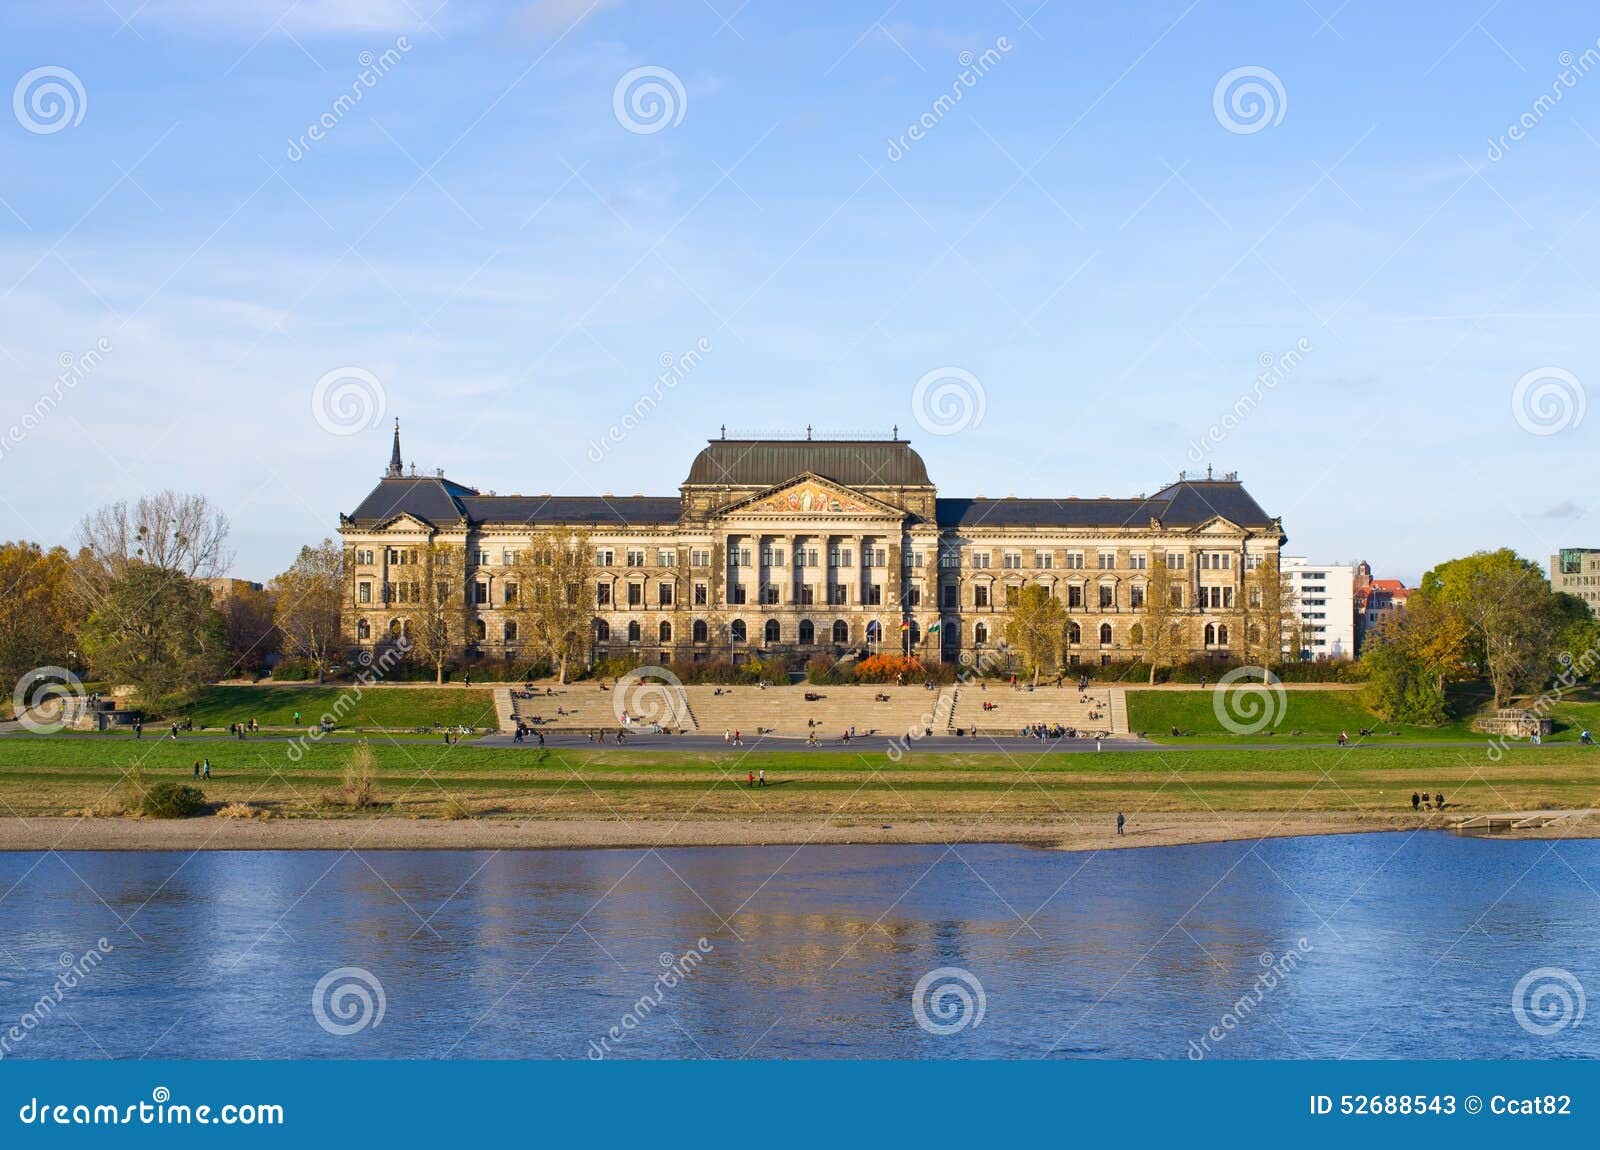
[0,833,1594,1059]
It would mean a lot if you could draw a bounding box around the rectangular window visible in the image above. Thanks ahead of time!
[657,549,676,567]
[626,550,646,568]
[1129,553,1147,570]
[940,546,961,569]
[906,586,921,606]
[760,546,785,566]
[730,584,747,605]
[829,584,848,606]
[1035,551,1053,569]
[1005,586,1020,608]
[800,585,815,606]
[1130,584,1145,608]
[862,547,887,568]
[690,549,710,568]
[798,547,819,567]
[1098,552,1116,570]
[693,583,708,606]
[910,551,925,568]
[942,585,958,609]
[627,583,643,607]
[357,582,371,603]
[476,550,490,566]
[503,582,519,606]
[1065,552,1084,570]
[474,582,488,605]
[867,584,882,606]
[597,584,611,606]
[596,549,614,566]
[729,548,752,567]
[829,546,854,567]
[1002,551,1022,570]
[1099,585,1114,609]
[1170,586,1184,608]
[971,551,991,569]
[975,585,990,608]
[1167,552,1186,569]
[1067,585,1083,609]
[658,583,674,607]
[762,585,779,605]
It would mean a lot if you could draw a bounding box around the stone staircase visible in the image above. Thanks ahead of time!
[683,685,954,739]
[953,683,1127,736]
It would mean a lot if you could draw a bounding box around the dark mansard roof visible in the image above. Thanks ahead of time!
[934,480,1278,531]
[683,439,933,488]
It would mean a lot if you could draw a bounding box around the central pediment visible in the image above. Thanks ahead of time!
[721,473,905,519]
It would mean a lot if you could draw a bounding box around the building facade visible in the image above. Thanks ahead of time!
[338,427,1287,668]
[1281,557,1355,660]
[1551,548,1600,615]
[1353,560,1410,651]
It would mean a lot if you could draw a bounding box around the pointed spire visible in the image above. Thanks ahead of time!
[387,418,403,477]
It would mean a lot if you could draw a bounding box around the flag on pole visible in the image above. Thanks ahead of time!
[899,618,911,631]
[927,619,941,634]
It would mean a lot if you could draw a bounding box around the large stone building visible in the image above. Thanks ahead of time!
[1551,548,1600,615]
[338,424,1286,668]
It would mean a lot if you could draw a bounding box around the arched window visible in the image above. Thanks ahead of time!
[974,622,988,645]
[627,620,641,642]
[798,619,815,644]
[356,618,371,640]
[693,619,708,643]
[1067,621,1081,644]
[764,619,780,643]
[1099,623,1112,646]
[504,620,518,642]
[832,619,848,644]
[659,621,672,643]
[1129,623,1144,646]
[1204,623,1216,645]
[865,620,881,640]
[388,618,404,639]
[1217,624,1229,647]
[730,619,746,643]
[595,619,611,641]
[473,618,487,641]
[1247,623,1262,645]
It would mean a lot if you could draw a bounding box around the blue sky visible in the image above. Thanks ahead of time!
[0,0,1595,582]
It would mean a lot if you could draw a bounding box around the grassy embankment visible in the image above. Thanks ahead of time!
[102,685,499,732]
[1,733,1596,821]
[1127,685,1600,745]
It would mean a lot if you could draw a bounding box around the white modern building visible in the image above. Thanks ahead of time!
[1281,557,1356,660]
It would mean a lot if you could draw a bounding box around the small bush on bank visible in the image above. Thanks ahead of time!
[139,782,207,818]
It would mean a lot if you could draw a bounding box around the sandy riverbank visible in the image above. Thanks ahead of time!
[4,810,1595,852]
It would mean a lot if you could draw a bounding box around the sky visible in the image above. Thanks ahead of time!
[0,0,1594,584]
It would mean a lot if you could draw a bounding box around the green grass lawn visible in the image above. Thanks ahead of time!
[1,733,1597,819]
[1125,687,1478,741]
[168,685,499,730]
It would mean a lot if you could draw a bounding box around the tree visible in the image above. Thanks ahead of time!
[271,540,343,682]
[411,541,467,684]
[218,582,278,677]
[1137,556,1184,684]
[1242,553,1298,669]
[1420,549,1564,707]
[1361,609,1449,725]
[0,541,79,691]
[1003,584,1066,684]
[78,563,226,704]
[76,492,233,584]
[509,529,595,684]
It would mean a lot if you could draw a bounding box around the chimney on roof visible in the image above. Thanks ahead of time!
[387,418,403,478]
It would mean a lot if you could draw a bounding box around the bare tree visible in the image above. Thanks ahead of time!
[510,528,595,683]
[77,492,234,585]
[1137,555,1184,684]
[412,541,468,684]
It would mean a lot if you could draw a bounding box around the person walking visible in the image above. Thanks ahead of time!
[293,710,301,727]
[1411,791,1420,811]
[193,760,200,778]
[134,720,142,739]
[1116,811,1125,836]
[758,769,766,787]
[747,771,755,787]
[1435,791,1444,811]
[202,759,211,780]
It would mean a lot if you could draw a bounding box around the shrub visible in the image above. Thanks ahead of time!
[854,654,931,683]
[216,802,269,820]
[439,796,473,820]
[270,659,317,682]
[139,782,207,819]
[341,741,380,809]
